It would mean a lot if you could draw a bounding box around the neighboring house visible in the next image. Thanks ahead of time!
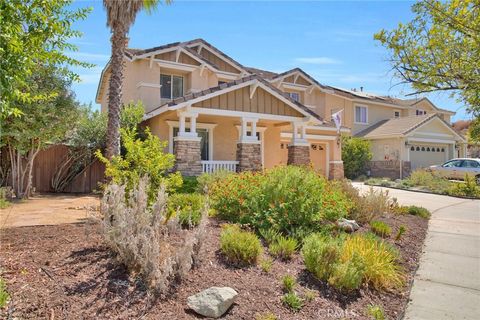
[96,38,466,178]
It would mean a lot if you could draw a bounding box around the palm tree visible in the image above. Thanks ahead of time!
[103,0,168,159]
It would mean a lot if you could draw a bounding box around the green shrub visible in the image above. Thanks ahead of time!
[220,224,263,266]
[176,176,199,194]
[259,228,280,245]
[197,170,234,194]
[367,304,386,320]
[395,225,406,241]
[448,174,480,198]
[328,254,365,292]
[167,193,205,227]
[211,166,350,239]
[370,221,392,238]
[342,136,372,179]
[406,170,450,194]
[96,128,182,204]
[0,278,9,308]
[303,289,317,302]
[255,312,278,320]
[302,234,341,280]
[282,274,296,293]
[269,236,298,260]
[282,292,303,311]
[0,188,10,209]
[260,258,273,273]
[405,205,431,219]
[340,234,403,290]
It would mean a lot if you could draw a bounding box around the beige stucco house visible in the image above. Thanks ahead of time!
[96,38,466,178]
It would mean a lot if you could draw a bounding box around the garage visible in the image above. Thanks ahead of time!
[409,144,447,170]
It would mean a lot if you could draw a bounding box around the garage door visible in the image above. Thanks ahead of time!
[409,145,447,170]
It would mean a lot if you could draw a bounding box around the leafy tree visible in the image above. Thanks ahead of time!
[1,67,80,198]
[374,0,480,137]
[103,0,170,159]
[0,0,91,118]
[342,136,372,179]
[51,106,108,192]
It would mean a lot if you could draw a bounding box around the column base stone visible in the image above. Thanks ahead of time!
[287,145,310,166]
[329,161,344,180]
[236,142,262,172]
[174,138,202,176]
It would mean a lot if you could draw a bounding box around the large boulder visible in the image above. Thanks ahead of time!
[187,287,238,318]
[336,218,360,233]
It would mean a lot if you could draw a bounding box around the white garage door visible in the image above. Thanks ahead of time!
[409,145,447,170]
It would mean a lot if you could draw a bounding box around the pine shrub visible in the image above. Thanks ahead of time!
[269,236,298,260]
[370,221,392,238]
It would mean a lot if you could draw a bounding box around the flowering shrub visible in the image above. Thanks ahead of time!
[167,193,205,227]
[210,166,350,239]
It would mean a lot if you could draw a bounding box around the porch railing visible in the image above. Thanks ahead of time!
[201,161,239,173]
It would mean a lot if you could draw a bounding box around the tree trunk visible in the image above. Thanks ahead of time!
[7,143,41,199]
[105,24,127,160]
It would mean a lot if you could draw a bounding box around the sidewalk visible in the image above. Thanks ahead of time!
[352,183,480,320]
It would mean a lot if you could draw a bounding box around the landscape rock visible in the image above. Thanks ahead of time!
[187,286,238,318]
[337,218,360,232]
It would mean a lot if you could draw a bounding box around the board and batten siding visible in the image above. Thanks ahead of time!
[192,87,304,117]
[154,51,200,66]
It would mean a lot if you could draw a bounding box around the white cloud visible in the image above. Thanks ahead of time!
[295,57,341,65]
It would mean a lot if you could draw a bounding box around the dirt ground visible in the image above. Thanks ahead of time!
[0,194,100,228]
[0,213,428,320]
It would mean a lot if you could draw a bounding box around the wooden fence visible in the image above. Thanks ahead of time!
[2,145,105,193]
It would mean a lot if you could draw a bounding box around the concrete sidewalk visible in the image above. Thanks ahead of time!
[353,183,480,320]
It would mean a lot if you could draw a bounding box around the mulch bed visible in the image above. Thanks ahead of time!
[0,214,427,320]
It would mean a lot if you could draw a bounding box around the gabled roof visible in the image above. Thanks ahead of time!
[145,74,322,122]
[269,68,330,91]
[355,114,465,141]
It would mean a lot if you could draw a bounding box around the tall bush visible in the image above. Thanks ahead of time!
[97,128,182,203]
[101,176,207,293]
[210,166,350,238]
[342,136,372,179]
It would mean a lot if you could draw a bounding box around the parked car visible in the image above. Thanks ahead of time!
[429,158,480,184]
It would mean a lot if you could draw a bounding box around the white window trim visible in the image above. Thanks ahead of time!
[166,120,217,160]
[354,104,369,125]
[235,125,267,168]
[160,74,184,100]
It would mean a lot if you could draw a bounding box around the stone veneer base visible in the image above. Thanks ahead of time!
[174,138,202,176]
[329,162,344,180]
[236,142,262,172]
[287,145,310,166]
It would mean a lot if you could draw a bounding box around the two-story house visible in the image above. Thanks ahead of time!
[96,39,466,178]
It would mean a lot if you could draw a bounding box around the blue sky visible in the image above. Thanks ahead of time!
[68,0,470,121]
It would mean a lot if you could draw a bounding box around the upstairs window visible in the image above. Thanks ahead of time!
[416,109,426,116]
[288,92,300,102]
[354,105,368,124]
[160,74,184,99]
[394,111,400,118]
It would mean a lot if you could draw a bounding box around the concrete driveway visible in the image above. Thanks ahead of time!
[353,183,480,320]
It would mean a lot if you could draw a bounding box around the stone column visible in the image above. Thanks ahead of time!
[237,142,262,172]
[236,117,262,172]
[174,111,202,176]
[174,137,202,176]
[287,122,310,166]
[328,161,344,180]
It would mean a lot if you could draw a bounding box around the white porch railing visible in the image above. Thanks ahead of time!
[201,161,239,173]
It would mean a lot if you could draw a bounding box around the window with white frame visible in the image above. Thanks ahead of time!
[416,109,426,116]
[160,74,184,100]
[354,105,368,124]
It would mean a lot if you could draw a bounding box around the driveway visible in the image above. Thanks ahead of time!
[0,194,100,228]
[353,183,480,320]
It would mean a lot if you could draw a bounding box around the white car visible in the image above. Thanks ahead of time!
[429,158,480,184]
